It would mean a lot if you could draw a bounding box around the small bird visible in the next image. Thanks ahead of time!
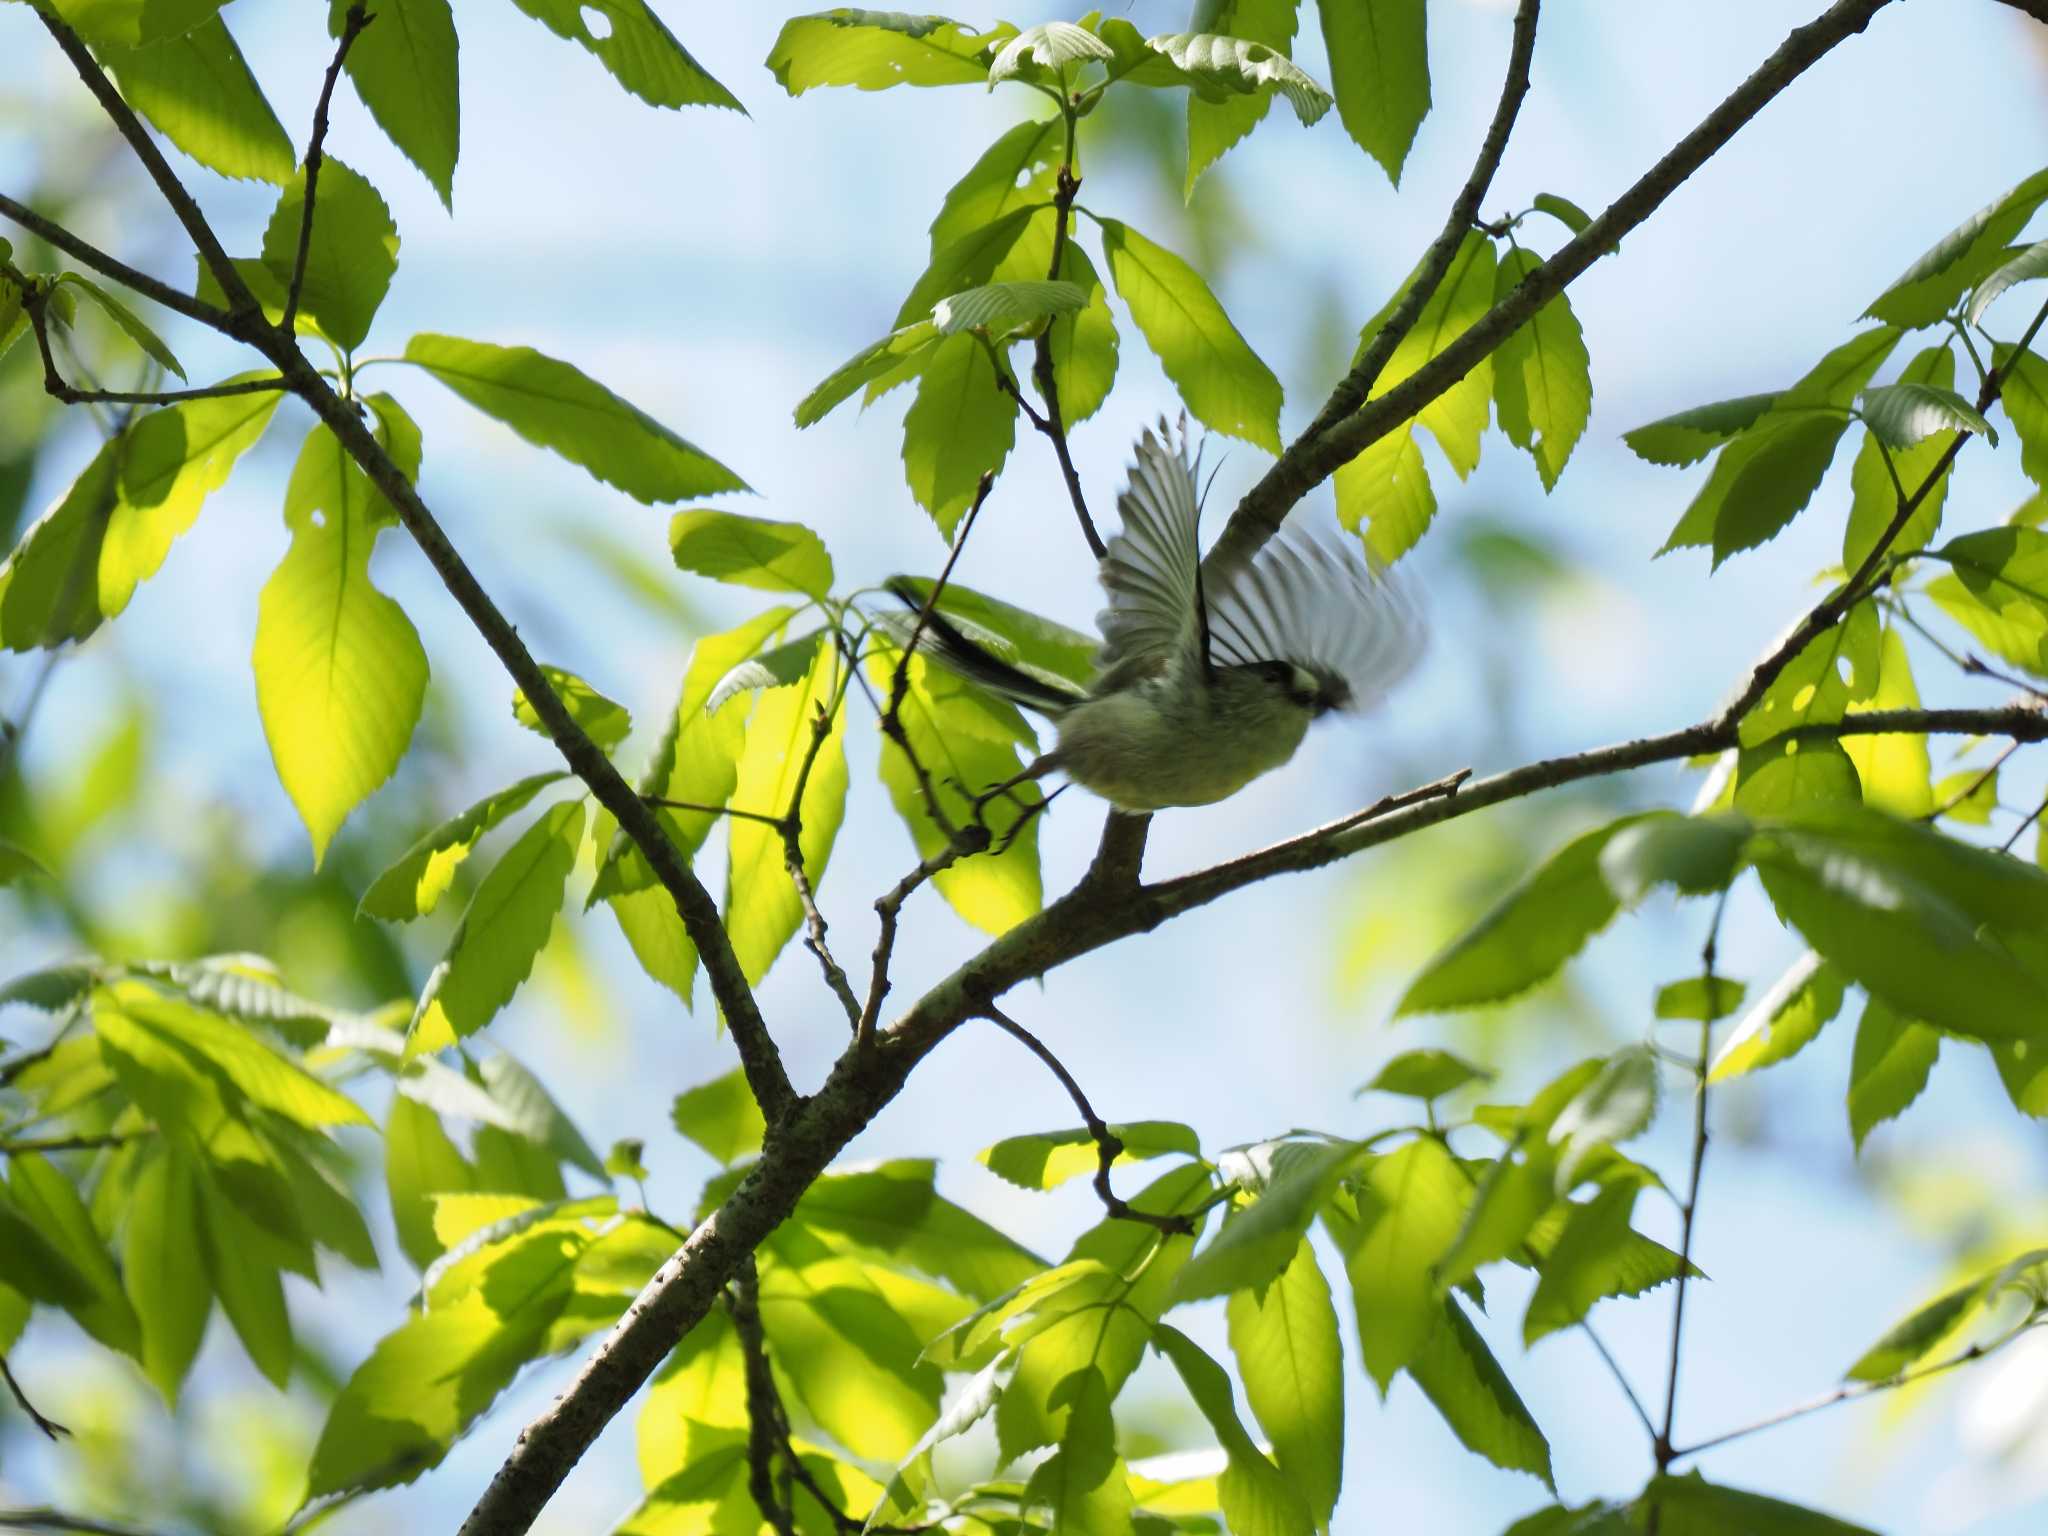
[885,418,1421,813]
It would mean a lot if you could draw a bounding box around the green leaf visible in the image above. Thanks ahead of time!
[385,1093,476,1268]
[1596,812,1750,903]
[670,1068,767,1166]
[0,1188,97,1309]
[1710,952,1845,1081]
[96,384,285,622]
[507,0,741,109]
[1548,1046,1658,1192]
[1633,1473,1880,1535]
[1361,231,1497,480]
[1098,217,1283,452]
[882,577,1097,692]
[1020,1366,1137,1536]
[198,1170,291,1385]
[867,649,1044,935]
[1318,0,1428,185]
[794,318,942,427]
[1153,1325,1316,1536]
[1359,1048,1492,1102]
[48,0,231,46]
[1183,0,1299,196]
[1971,238,2048,327]
[254,423,428,866]
[1338,1136,1471,1393]
[475,1050,605,1180]
[1847,996,1939,1151]
[668,509,834,598]
[766,9,1000,93]
[362,773,569,921]
[792,1160,1044,1302]
[1398,815,1656,1013]
[410,802,586,1049]
[1493,247,1591,492]
[930,117,1062,252]
[336,0,459,204]
[933,278,1086,335]
[1658,327,1900,563]
[1523,1181,1661,1344]
[705,628,826,715]
[55,274,185,379]
[988,20,1111,86]
[1750,801,2048,1045]
[1842,624,1935,818]
[403,333,747,502]
[9,1153,142,1357]
[1926,524,2048,676]
[1624,392,1781,468]
[757,1254,941,1460]
[1931,767,1999,825]
[724,641,848,983]
[0,839,49,885]
[1335,422,1436,565]
[980,1121,1197,1192]
[1134,29,1332,129]
[99,15,295,183]
[1654,976,1747,1022]
[1733,738,1862,814]
[1738,599,1880,748]
[901,331,1017,537]
[1846,1248,2048,1380]
[1177,1139,1362,1303]
[511,667,630,752]
[1530,193,1593,236]
[1409,1296,1554,1486]
[259,160,398,352]
[1859,381,1995,449]
[891,205,1042,331]
[1226,1237,1344,1527]
[1867,167,2048,328]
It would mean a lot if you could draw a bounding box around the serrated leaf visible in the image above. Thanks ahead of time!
[668,509,834,598]
[1523,1181,1660,1344]
[1548,1046,1658,1192]
[1493,247,1591,492]
[989,21,1112,87]
[1338,1136,1470,1393]
[1335,422,1435,564]
[512,667,631,751]
[979,1121,1199,1192]
[1860,381,1995,449]
[1847,996,1939,1150]
[1318,0,1428,184]
[670,1068,767,1166]
[1596,812,1750,903]
[1710,951,1844,1081]
[1099,217,1282,452]
[706,628,825,716]
[794,319,941,427]
[1971,238,2048,327]
[410,802,585,1049]
[1021,1365,1137,1536]
[1182,0,1298,196]
[361,772,568,921]
[1738,599,1880,748]
[724,641,848,983]
[56,273,185,379]
[1227,1237,1344,1525]
[1177,1139,1362,1303]
[1140,29,1331,126]
[259,160,398,352]
[1844,346,1958,569]
[99,15,295,183]
[1410,1296,1554,1486]
[767,9,1000,93]
[1362,231,1497,480]
[1399,815,1657,1013]
[1633,1473,1880,1535]
[1867,167,2048,329]
[1927,524,2048,676]
[930,116,1062,252]
[1359,1048,1492,1101]
[1153,1325,1315,1536]
[757,1255,941,1460]
[508,0,741,109]
[933,278,1086,334]
[9,1153,142,1357]
[254,424,428,866]
[901,331,1017,536]
[336,0,460,205]
[1846,1248,2048,1381]
[403,333,747,502]
[1623,392,1780,468]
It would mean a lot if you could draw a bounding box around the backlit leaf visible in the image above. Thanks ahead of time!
[1493,247,1591,492]
[1318,0,1428,184]
[668,509,834,598]
[508,0,741,109]
[338,0,460,205]
[360,772,568,921]
[100,15,295,183]
[259,160,399,352]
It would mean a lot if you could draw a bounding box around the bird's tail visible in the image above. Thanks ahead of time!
[877,579,1084,718]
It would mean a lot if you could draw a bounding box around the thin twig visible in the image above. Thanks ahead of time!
[1653,889,1731,1487]
[1668,1329,2031,1461]
[1579,1320,1660,1447]
[727,1259,800,1536]
[642,796,787,831]
[859,823,992,1050]
[1025,102,1105,560]
[284,3,374,337]
[1922,738,2020,822]
[0,193,235,331]
[0,1130,152,1156]
[0,1355,68,1441]
[1206,0,1899,576]
[981,1004,1193,1236]
[23,291,285,405]
[0,1515,161,1536]
[2002,794,2048,854]
[782,649,862,1026]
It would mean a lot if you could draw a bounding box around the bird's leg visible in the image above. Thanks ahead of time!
[991,784,1065,853]
[950,752,1062,834]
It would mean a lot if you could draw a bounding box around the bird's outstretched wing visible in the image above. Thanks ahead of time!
[1093,417,1207,684]
[1206,531,1424,712]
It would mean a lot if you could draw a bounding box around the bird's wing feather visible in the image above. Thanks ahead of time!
[1094,417,1205,678]
[1207,530,1425,712]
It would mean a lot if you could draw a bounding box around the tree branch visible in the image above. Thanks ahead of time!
[1205,0,1899,575]
[1028,149,1105,561]
[727,1258,800,1536]
[0,193,234,331]
[782,656,863,1028]
[21,288,284,405]
[982,1004,1194,1236]
[283,2,373,336]
[0,1355,67,1441]
[0,1514,160,1536]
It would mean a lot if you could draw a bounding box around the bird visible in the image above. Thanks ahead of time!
[882,416,1422,813]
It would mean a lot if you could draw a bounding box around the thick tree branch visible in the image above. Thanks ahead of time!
[1205,0,1899,575]
[0,194,234,331]
[982,1003,1194,1235]
[283,2,372,336]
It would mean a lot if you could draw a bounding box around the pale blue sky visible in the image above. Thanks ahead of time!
[3,3,2048,1533]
